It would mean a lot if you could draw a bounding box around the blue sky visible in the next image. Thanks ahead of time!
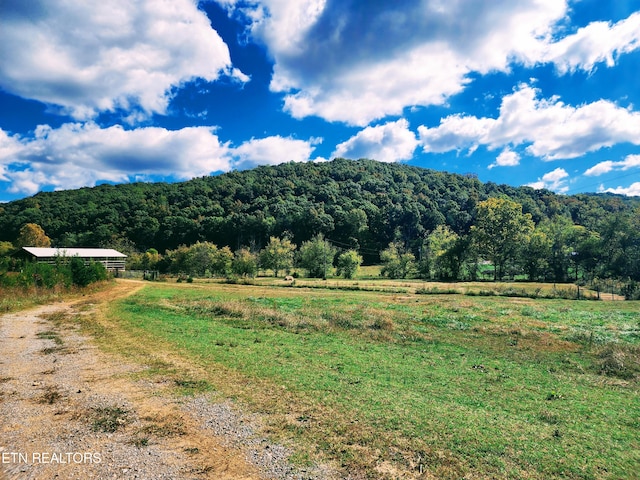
[1,0,639,202]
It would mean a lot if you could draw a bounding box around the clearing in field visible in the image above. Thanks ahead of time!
[96,280,639,479]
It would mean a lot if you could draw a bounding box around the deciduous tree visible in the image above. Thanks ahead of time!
[336,250,363,279]
[472,198,533,281]
[380,242,415,279]
[16,223,51,248]
[299,234,337,279]
[232,248,258,277]
[523,229,551,281]
[259,236,296,277]
[425,225,460,280]
[0,241,15,256]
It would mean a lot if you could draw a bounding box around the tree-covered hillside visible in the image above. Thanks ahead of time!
[1,158,638,270]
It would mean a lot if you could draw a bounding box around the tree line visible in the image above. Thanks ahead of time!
[124,196,639,288]
[381,196,640,285]
[128,234,361,281]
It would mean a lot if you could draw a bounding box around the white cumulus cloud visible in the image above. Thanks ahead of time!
[543,12,640,74]
[332,119,418,163]
[602,182,640,197]
[584,154,640,176]
[0,124,320,197]
[527,167,570,193]
[0,123,231,195]
[489,148,521,169]
[231,135,320,169]
[418,84,640,160]
[215,2,640,128]
[0,0,245,120]
[222,0,568,125]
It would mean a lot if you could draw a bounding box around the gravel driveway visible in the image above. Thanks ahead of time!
[0,286,330,480]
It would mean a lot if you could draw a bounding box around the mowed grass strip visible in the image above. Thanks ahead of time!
[108,282,640,479]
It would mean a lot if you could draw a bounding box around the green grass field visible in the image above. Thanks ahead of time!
[102,281,639,479]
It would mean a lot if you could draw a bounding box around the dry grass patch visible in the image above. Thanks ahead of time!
[38,385,63,405]
[137,413,187,437]
[517,331,581,353]
[597,344,640,379]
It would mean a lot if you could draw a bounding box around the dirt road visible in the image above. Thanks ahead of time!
[0,282,318,480]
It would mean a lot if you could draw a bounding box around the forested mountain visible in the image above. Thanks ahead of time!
[1,158,638,269]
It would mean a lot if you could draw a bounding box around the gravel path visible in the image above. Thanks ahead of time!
[0,290,334,480]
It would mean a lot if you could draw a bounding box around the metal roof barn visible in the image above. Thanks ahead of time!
[21,247,127,272]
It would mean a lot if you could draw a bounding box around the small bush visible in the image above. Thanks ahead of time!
[621,281,640,300]
[70,257,107,287]
[1,258,106,290]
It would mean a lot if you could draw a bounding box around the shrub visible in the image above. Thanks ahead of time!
[597,345,640,379]
[70,257,107,287]
[621,281,640,300]
[298,234,337,279]
[336,250,363,279]
[0,257,106,289]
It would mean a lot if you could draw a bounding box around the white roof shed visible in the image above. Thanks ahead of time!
[21,247,127,271]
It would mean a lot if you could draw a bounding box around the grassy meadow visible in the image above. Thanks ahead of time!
[100,280,639,479]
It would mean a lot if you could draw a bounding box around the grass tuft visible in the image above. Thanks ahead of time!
[597,344,640,379]
[91,405,130,433]
[36,330,64,345]
[38,385,62,405]
[129,436,149,448]
[174,378,211,396]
